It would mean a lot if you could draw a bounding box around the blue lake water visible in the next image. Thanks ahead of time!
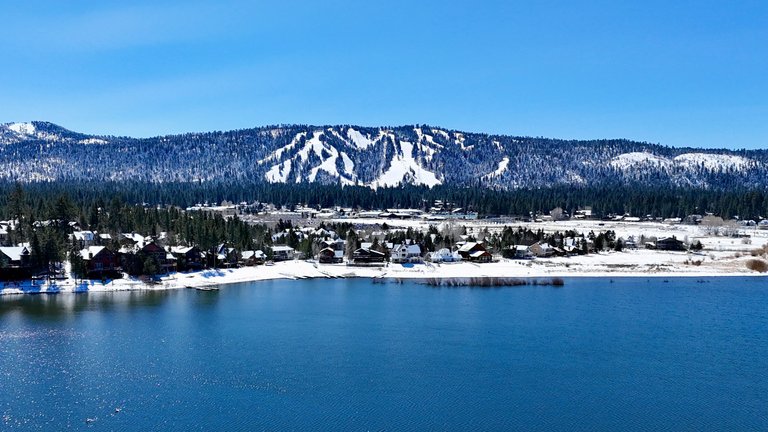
[1,277,766,431]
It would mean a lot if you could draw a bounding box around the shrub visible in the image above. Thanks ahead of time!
[745,259,768,273]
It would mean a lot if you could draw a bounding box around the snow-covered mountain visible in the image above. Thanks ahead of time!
[1,121,766,189]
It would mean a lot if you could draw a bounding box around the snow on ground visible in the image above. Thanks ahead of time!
[265,160,292,183]
[483,157,509,179]
[413,128,440,162]
[265,131,358,184]
[297,131,325,161]
[78,138,109,145]
[673,153,756,171]
[1,248,763,298]
[611,152,672,170]
[432,129,450,140]
[258,132,307,166]
[346,127,378,150]
[7,122,36,136]
[370,141,441,188]
[611,151,757,172]
[340,152,355,176]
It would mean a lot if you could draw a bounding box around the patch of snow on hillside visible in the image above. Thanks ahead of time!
[265,160,292,183]
[308,154,339,182]
[422,133,444,148]
[370,141,441,189]
[340,152,354,176]
[483,157,510,179]
[7,122,36,136]
[455,132,471,150]
[78,138,109,145]
[346,128,375,150]
[567,171,587,185]
[297,132,326,162]
[258,132,306,165]
[611,152,672,170]
[432,129,450,140]
[673,153,754,171]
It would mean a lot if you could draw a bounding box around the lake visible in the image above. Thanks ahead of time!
[1,277,766,431]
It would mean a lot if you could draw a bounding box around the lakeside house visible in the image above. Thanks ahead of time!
[390,242,422,263]
[241,250,266,266]
[530,242,555,258]
[428,248,461,263]
[351,247,386,264]
[170,246,205,271]
[0,246,33,280]
[80,246,121,279]
[144,242,177,273]
[119,241,176,275]
[214,244,239,268]
[318,247,344,263]
[457,242,492,263]
[271,245,296,261]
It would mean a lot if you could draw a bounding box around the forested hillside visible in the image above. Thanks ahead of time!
[2,121,766,190]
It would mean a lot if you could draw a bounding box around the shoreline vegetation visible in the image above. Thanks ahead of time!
[421,277,566,287]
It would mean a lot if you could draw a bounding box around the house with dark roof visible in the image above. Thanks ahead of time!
[80,246,120,279]
[0,246,33,280]
[170,246,205,271]
[456,242,492,263]
[318,247,344,264]
[351,247,386,264]
[654,236,686,251]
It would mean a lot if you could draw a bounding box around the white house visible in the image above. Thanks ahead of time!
[428,248,461,263]
[390,243,422,263]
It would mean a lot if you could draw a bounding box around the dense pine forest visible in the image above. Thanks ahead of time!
[1,181,766,221]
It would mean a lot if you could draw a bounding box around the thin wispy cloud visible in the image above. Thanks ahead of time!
[1,2,254,54]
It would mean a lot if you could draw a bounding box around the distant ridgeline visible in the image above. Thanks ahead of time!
[0,121,767,218]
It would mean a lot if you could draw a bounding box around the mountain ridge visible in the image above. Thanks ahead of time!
[1,121,767,190]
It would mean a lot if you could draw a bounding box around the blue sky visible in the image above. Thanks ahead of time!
[1,1,766,149]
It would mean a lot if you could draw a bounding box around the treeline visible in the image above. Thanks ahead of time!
[0,181,766,220]
[3,184,270,274]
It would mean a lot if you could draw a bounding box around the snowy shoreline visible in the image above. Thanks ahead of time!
[1,250,764,296]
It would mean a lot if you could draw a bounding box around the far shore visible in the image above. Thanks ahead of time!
[1,250,765,296]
